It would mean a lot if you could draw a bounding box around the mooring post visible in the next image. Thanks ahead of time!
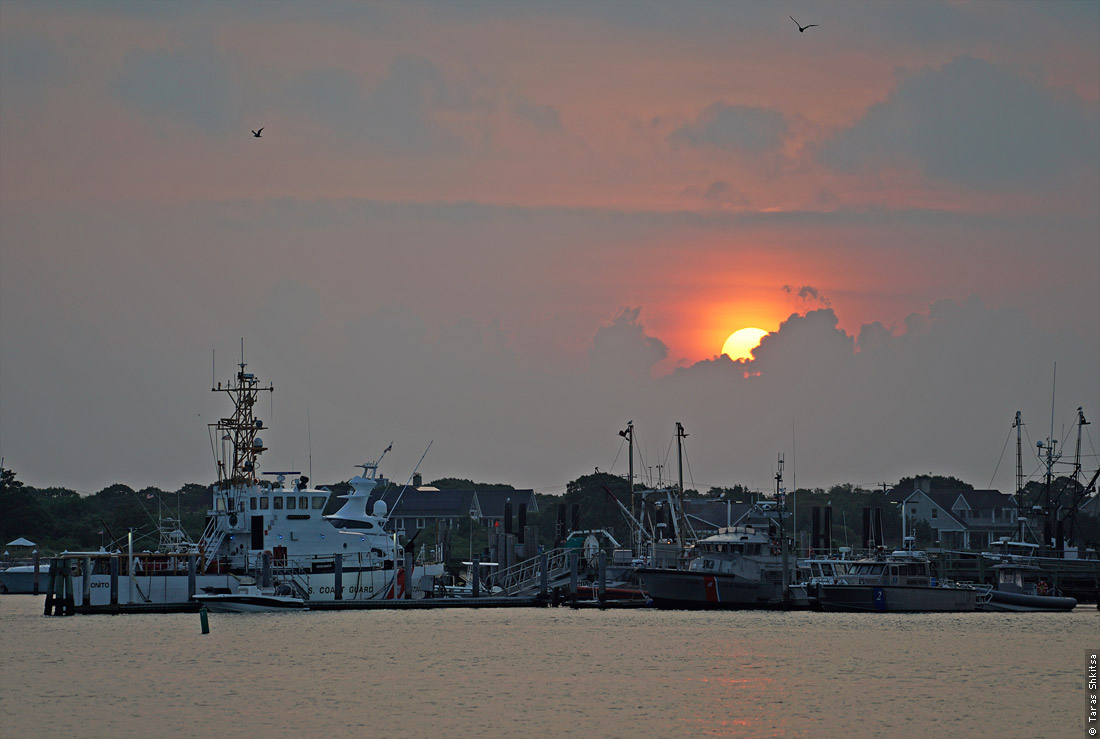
[187,554,197,601]
[50,559,63,616]
[471,557,480,598]
[597,551,607,605]
[404,551,414,599]
[82,556,92,608]
[109,555,119,609]
[32,550,42,595]
[569,550,579,598]
[63,559,76,615]
[333,553,343,600]
[43,558,56,616]
[199,605,210,634]
[262,550,273,589]
[539,551,549,598]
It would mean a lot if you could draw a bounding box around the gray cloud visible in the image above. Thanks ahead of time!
[820,55,1100,187]
[782,285,832,309]
[110,37,242,135]
[284,56,470,151]
[670,102,787,152]
[588,308,669,379]
[681,181,751,209]
[509,93,561,133]
[0,34,67,116]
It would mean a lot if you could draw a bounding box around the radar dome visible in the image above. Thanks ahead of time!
[372,500,388,518]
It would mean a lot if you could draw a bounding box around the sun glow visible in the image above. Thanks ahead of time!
[721,327,768,361]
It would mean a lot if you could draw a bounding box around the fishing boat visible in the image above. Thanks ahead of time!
[193,583,307,613]
[66,355,443,609]
[637,503,808,609]
[813,545,981,612]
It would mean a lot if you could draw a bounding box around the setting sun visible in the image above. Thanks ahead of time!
[722,327,768,361]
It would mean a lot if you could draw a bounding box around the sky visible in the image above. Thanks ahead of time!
[2,1,1098,497]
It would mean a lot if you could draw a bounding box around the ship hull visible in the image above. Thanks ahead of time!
[815,584,977,612]
[69,565,441,607]
[638,568,787,609]
[193,594,307,613]
[0,567,51,594]
[978,589,1077,612]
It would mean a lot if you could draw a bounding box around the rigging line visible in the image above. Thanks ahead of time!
[986,425,1014,489]
[608,436,626,475]
[132,490,162,529]
[681,437,696,492]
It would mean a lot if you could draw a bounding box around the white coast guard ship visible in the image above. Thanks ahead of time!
[69,358,441,607]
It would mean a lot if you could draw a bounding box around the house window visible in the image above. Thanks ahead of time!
[416,518,426,528]
[931,508,938,519]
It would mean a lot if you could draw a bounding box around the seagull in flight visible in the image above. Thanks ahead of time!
[251,127,264,138]
[790,15,818,33]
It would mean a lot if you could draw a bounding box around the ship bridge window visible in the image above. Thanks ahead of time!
[250,497,257,510]
[259,497,269,510]
[286,497,296,510]
[299,496,308,509]
[274,497,283,510]
[312,497,326,510]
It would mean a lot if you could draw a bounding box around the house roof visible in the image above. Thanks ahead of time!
[954,489,1013,510]
[472,489,538,517]
[368,487,475,518]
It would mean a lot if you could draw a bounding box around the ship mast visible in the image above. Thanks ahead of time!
[1014,411,1024,543]
[211,347,273,488]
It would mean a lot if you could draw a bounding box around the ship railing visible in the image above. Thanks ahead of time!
[491,547,570,595]
[196,517,227,574]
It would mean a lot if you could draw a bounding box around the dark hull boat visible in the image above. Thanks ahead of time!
[980,589,1076,612]
[637,503,808,610]
[639,568,804,609]
[977,560,1077,612]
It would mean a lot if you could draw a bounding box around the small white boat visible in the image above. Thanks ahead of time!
[193,584,307,613]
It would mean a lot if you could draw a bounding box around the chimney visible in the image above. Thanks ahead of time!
[413,472,422,488]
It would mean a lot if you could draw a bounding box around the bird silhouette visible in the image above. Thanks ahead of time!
[790,15,818,33]
[251,127,264,138]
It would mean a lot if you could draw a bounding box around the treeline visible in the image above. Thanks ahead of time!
[2,466,1095,558]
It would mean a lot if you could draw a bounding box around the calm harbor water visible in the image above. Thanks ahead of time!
[1,596,1095,738]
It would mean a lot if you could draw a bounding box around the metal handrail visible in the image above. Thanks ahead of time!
[492,547,570,594]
